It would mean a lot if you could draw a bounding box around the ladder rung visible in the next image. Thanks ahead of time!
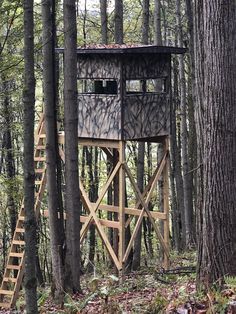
[36,145,45,150]
[39,134,46,138]
[0,302,11,308]
[15,228,25,233]
[34,157,46,161]
[35,180,42,185]
[9,252,24,258]
[6,265,21,270]
[0,290,14,295]
[3,277,17,283]
[12,240,25,245]
[18,216,25,221]
[35,168,44,173]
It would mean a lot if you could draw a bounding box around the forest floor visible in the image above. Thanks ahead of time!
[1,251,236,313]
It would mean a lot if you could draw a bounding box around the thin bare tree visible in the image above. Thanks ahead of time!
[23,0,38,311]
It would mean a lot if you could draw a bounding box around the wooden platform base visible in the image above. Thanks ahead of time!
[59,136,170,273]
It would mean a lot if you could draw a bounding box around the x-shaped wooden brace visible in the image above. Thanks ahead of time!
[59,144,169,270]
[124,152,167,228]
[59,146,123,269]
[123,151,169,263]
[79,161,122,270]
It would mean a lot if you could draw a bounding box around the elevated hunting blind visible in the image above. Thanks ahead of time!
[75,45,186,141]
[0,45,186,309]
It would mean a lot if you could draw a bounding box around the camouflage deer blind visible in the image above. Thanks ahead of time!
[71,45,186,141]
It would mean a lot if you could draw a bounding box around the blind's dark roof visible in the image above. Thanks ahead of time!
[56,44,187,55]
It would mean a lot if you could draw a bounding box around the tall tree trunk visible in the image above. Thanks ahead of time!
[23,0,38,311]
[82,0,87,44]
[146,143,154,256]
[176,0,192,246]
[142,0,149,44]
[86,147,98,271]
[185,0,197,243]
[2,82,17,238]
[99,0,113,252]
[114,0,123,44]
[64,0,81,292]
[162,0,167,44]
[154,0,166,259]
[170,56,185,250]
[154,0,162,46]
[132,0,149,271]
[113,0,123,261]
[42,0,65,302]
[100,0,108,44]
[185,0,195,79]
[195,0,236,285]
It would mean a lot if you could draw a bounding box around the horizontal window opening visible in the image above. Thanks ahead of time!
[126,78,167,94]
[78,79,118,95]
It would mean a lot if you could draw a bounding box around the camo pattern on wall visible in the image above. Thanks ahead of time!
[77,54,121,79]
[123,93,170,140]
[78,94,121,140]
[123,54,170,79]
[77,53,171,140]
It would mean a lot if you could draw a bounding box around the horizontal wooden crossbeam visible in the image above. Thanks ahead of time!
[93,203,167,221]
[58,132,120,149]
[42,210,119,229]
[79,161,121,240]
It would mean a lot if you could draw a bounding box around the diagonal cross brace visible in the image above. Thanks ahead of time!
[125,153,167,228]
[79,177,121,270]
[79,161,121,241]
[59,146,122,269]
[123,152,169,263]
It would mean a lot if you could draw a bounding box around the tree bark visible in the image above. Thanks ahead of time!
[114,0,123,44]
[170,56,185,250]
[154,0,162,46]
[113,0,123,260]
[185,0,197,243]
[154,0,166,259]
[132,0,149,270]
[42,0,65,302]
[142,0,149,44]
[2,82,17,239]
[100,0,108,44]
[23,0,38,311]
[64,0,81,292]
[86,147,98,271]
[146,143,153,256]
[176,0,192,246]
[195,0,236,285]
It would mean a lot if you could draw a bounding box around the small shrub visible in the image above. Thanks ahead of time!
[145,294,168,314]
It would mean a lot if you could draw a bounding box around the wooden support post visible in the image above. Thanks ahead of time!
[163,137,170,269]
[118,141,125,276]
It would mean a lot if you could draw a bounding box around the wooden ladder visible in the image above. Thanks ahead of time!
[0,115,47,309]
